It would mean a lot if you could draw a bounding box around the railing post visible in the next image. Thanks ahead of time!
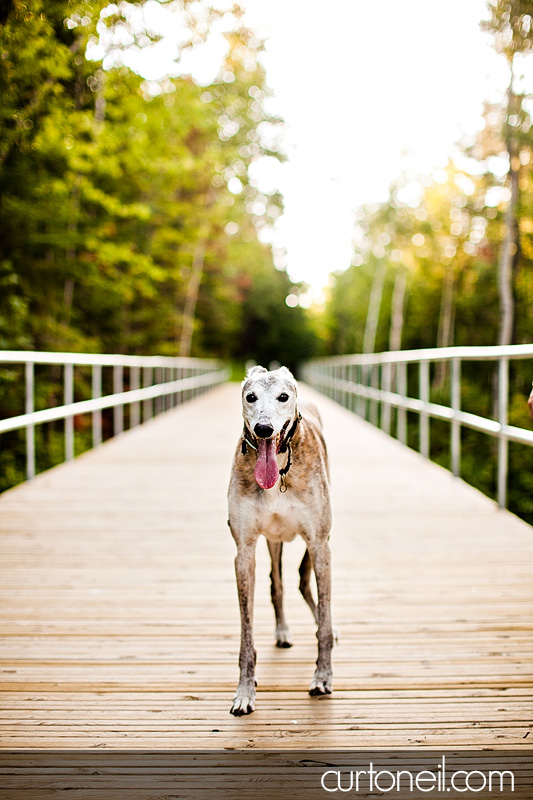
[92,364,102,447]
[130,366,140,427]
[143,366,153,421]
[356,364,364,417]
[381,362,392,434]
[365,364,370,419]
[173,367,179,407]
[113,365,124,435]
[154,367,163,414]
[165,367,171,409]
[397,361,407,444]
[497,357,509,509]
[25,361,35,480]
[183,366,190,403]
[451,358,461,477]
[177,366,183,404]
[64,363,74,462]
[349,364,356,412]
[419,360,429,458]
[345,364,350,409]
[369,364,379,425]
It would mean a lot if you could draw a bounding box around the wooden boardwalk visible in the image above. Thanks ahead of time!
[1,382,532,755]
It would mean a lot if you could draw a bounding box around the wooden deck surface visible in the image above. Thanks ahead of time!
[1,382,532,753]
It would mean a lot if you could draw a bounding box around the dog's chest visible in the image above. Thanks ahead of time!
[252,489,306,542]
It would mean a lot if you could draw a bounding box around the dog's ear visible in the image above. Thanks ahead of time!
[246,365,268,379]
[242,365,268,388]
[278,366,295,381]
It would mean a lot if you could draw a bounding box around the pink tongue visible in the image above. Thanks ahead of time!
[254,438,279,489]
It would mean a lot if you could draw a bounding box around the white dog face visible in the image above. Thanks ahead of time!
[241,366,298,490]
[241,365,298,442]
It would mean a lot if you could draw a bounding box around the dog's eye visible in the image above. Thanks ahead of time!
[246,393,257,403]
[277,393,289,403]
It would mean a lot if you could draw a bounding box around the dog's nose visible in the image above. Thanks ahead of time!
[254,423,274,439]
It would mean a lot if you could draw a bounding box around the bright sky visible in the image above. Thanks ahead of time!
[102,0,511,294]
[243,0,507,293]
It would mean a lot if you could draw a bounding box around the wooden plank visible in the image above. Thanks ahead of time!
[0,383,532,755]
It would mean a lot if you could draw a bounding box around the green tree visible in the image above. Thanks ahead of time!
[482,0,533,344]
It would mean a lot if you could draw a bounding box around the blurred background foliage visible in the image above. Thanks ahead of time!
[1,0,533,522]
[0,0,318,366]
[324,0,533,522]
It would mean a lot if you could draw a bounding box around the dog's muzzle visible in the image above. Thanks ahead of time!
[254,423,274,439]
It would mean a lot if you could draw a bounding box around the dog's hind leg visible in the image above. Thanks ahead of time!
[299,549,339,642]
[267,541,293,647]
[298,549,318,624]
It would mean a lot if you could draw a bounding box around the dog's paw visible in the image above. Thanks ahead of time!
[309,671,333,696]
[230,686,256,716]
[275,624,293,648]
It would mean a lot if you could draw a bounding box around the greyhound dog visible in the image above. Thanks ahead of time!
[227,365,333,716]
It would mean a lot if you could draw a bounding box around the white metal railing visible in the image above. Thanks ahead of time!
[0,351,229,481]
[302,344,533,509]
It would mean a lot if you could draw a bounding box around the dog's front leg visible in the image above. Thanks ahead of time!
[230,540,257,715]
[307,539,333,696]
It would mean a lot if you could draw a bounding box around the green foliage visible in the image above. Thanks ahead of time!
[0,0,319,490]
[0,0,298,358]
[321,4,533,525]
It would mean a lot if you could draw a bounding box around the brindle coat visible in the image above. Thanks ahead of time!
[227,366,333,716]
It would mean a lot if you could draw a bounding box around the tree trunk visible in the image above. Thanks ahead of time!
[363,260,387,355]
[499,64,519,347]
[433,264,455,390]
[499,152,519,346]
[178,187,216,357]
[63,179,80,322]
[389,264,407,352]
[94,70,106,124]
[63,43,97,322]
[178,233,209,357]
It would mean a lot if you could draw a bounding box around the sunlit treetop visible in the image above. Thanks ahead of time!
[482,0,533,59]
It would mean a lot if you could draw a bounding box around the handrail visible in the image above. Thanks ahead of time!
[0,351,229,482]
[302,344,533,510]
[0,351,216,367]
[309,343,533,365]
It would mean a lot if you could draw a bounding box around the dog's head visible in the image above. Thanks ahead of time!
[241,365,298,489]
[242,365,298,440]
